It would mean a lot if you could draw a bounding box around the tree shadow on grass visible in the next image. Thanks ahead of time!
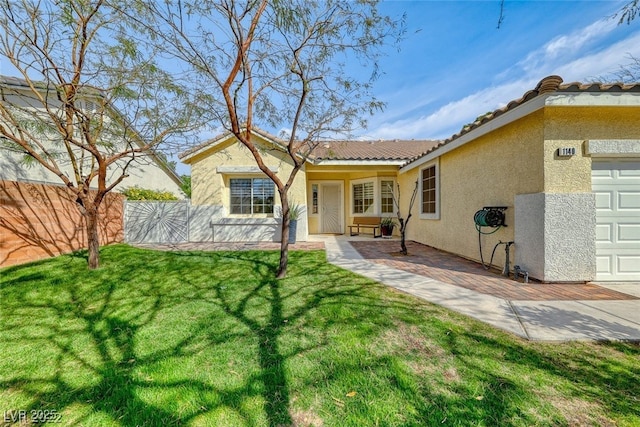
[439,328,640,424]
[0,247,411,426]
[8,246,633,426]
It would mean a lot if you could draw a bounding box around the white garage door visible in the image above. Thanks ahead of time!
[592,160,640,281]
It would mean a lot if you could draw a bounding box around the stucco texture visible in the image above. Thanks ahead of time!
[188,136,307,212]
[402,111,545,270]
[399,104,639,281]
[543,107,639,193]
[184,135,308,242]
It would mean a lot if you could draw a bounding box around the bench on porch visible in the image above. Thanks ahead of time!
[349,217,381,238]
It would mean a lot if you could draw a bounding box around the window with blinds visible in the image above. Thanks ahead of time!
[353,182,374,214]
[230,178,274,214]
[380,180,395,214]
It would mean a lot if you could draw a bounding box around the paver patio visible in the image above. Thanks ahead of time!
[349,240,637,301]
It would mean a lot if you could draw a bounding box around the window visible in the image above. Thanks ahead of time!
[311,184,318,214]
[380,180,395,214]
[421,163,438,217]
[353,181,374,214]
[230,178,274,214]
[351,178,396,216]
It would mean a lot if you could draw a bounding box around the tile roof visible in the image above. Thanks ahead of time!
[0,75,31,87]
[179,127,440,162]
[403,75,640,165]
[310,139,440,161]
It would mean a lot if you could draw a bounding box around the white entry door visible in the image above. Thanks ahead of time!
[321,183,343,234]
[592,160,640,281]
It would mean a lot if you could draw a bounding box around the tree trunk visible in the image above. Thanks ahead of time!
[276,192,290,279]
[399,218,408,255]
[400,231,408,256]
[85,206,101,269]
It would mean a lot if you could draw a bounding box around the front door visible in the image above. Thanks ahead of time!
[321,183,342,233]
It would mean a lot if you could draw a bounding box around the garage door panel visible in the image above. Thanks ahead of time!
[595,191,613,210]
[618,162,640,177]
[619,255,640,273]
[592,160,640,281]
[591,163,614,176]
[618,192,640,210]
[595,223,612,242]
[596,255,612,275]
[618,224,640,242]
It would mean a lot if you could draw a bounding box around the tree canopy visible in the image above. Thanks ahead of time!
[0,0,195,268]
[130,0,405,277]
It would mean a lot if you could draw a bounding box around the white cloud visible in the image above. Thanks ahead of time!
[367,22,640,141]
[500,17,619,79]
[369,78,538,140]
[557,31,640,81]
[542,18,617,62]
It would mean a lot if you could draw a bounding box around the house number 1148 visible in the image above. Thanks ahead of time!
[557,147,576,157]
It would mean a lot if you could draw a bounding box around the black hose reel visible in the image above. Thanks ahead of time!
[474,206,507,232]
[474,207,512,276]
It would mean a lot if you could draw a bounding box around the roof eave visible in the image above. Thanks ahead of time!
[314,159,406,166]
[400,95,548,173]
[179,129,298,164]
[401,89,640,173]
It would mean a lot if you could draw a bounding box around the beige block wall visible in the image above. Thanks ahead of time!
[1,180,124,268]
[401,111,545,267]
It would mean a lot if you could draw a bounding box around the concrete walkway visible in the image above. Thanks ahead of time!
[313,235,640,342]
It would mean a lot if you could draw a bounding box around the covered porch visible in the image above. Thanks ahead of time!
[304,164,400,236]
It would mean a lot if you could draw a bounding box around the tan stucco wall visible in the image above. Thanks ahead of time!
[401,104,640,272]
[188,136,307,213]
[543,107,640,193]
[306,165,398,234]
[401,110,545,267]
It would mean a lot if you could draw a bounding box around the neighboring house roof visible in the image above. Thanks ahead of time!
[1,75,47,89]
[179,127,439,165]
[402,75,640,171]
[0,74,182,187]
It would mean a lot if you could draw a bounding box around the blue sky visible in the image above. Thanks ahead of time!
[1,1,638,176]
[363,0,640,141]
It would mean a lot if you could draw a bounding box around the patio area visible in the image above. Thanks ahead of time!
[347,239,638,301]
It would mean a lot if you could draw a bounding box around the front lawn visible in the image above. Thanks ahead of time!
[0,245,638,426]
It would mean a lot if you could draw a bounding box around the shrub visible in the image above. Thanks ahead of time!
[121,186,178,201]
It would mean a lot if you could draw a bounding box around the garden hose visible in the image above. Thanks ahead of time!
[478,231,504,271]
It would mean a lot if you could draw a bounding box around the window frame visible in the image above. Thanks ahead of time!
[419,159,440,220]
[350,177,397,217]
[380,179,396,215]
[229,177,275,216]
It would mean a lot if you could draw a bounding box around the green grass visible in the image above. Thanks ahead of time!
[0,245,638,426]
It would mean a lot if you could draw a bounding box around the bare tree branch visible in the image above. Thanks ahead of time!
[0,0,196,268]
